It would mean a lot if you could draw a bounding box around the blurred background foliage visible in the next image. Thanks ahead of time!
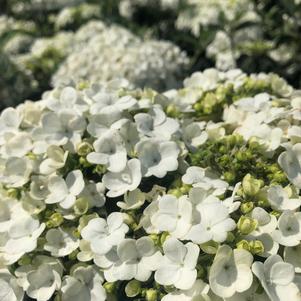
[1,0,301,110]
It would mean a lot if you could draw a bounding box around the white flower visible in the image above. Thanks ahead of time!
[134,106,179,140]
[87,129,127,172]
[81,212,128,255]
[155,238,199,290]
[23,263,61,301]
[278,143,301,188]
[184,200,236,244]
[252,255,301,301]
[224,280,270,301]
[32,111,86,154]
[272,211,301,246]
[161,279,210,301]
[79,181,106,208]
[0,157,32,187]
[151,194,192,238]
[182,166,228,196]
[182,122,208,150]
[0,269,24,301]
[61,265,106,301]
[103,237,162,282]
[136,139,179,178]
[102,158,142,197]
[0,201,45,265]
[39,145,68,175]
[284,244,301,273]
[44,227,79,257]
[268,185,301,211]
[0,108,21,141]
[209,245,253,298]
[1,132,32,158]
[45,170,85,209]
[117,188,145,210]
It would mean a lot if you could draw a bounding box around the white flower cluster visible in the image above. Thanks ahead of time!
[1,68,301,301]
[52,21,189,91]
[11,0,85,13]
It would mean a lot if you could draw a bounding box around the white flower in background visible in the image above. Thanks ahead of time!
[45,170,84,209]
[209,245,253,298]
[182,166,228,196]
[61,265,106,301]
[102,158,142,197]
[0,269,24,301]
[136,139,179,178]
[151,194,192,238]
[272,211,301,247]
[155,238,199,290]
[29,175,50,201]
[184,200,236,244]
[45,86,89,114]
[117,188,145,210]
[39,145,68,175]
[77,240,93,262]
[44,227,79,257]
[235,93,271,113]
[0,157,32,187]
[139,200,160,234]
[81,213,128,255]
[284,244,301,273]
[268,185,301,211]
[104,237,162,282]
[162,279,210,301]
[87,129,127,172]
[278,143,301,188]
[291,97,301,120]
[32,111,86,154]
[134,106,179,139]
[252,255,301,301]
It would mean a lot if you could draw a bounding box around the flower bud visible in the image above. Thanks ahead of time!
[240,202,254,214]
[223,171,236,183]
[242,174,262,196]
[146,289,158,301]
[249,240,264,255]
[77,142,93,156]
[160,232,170,246]
[48,212,64,228]
[74,197,89,216]
[237,216,258,235]
[125,280,141,297]
[236,240,250,251]
[18,255,31,266]
[7,188,20,199]
[104,282,117,294]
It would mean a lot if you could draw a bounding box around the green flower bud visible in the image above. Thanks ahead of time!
[104,282,117,294]
[242,174,262,196]
[168,188,182,197]
[226,232,235,243]
[223,171,236,183]
[26,152,37,160]
[160,232,170,246]
[7,188,20,199]
[74,197,89,216]
[94,164,106,174]
[125,280,141,297]
[240,202,254,214]
[249,240,264,255]
[77,81,89,90]
[193,102,202,112]
[200,241,219,254]
[79,157,92,167]
[164,286,175,293]
[77,142,93,156]
[166,104,180,118]
[270,210,281,218]
[236,240,250,251]
[47,212,64,228]
[237,216,258,235]
[123,213,138,230]
[68,250,79,260]
[72,228,81,239]
[149,234,160,246]
[180,184,191,194]
[146,289,158,301]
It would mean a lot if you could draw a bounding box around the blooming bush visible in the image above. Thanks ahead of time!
[1,68,301,301]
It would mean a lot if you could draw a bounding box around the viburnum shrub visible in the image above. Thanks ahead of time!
[1,68,301,301]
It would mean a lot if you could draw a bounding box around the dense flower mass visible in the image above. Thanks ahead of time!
[1,68,301,300]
